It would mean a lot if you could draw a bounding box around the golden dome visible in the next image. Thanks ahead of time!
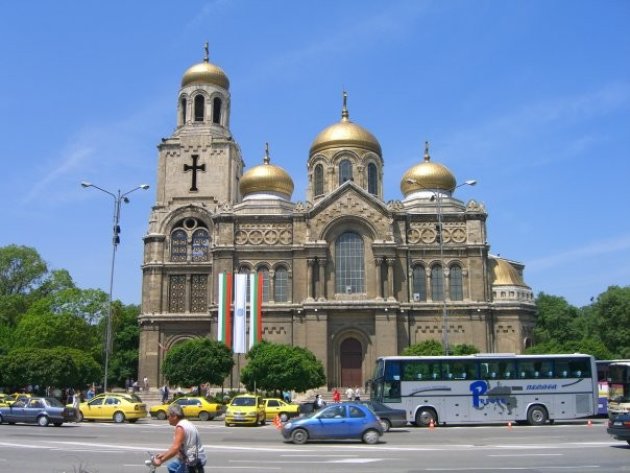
[400,142,456,196]
[490,258,527,286]
[310,92,381,156]
[181,43,230,90]
[240,144,294,198]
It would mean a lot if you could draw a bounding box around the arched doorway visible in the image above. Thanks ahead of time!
[340,337,363,387]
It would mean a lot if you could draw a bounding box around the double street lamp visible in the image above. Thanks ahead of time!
[81,181,150,392]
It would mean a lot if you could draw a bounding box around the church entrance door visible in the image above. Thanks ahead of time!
[340,337,362,388]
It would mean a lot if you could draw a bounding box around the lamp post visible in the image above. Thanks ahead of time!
[81,181,150,392]
[405,146,476,355]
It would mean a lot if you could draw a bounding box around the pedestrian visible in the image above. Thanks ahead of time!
[345,386,354,401]
[144,376,149,392]
[153,404,206,473]
[161,384,170,404]
[87,385,95,400]
[282,390,291,403]
[354,386,361,401]
[313,394,324,411]
[332,388,341,403]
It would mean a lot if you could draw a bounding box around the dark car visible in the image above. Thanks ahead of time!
[607,413,630,445]
[361,400,408,431]
[281,402,384,444]
[0,397,76,427]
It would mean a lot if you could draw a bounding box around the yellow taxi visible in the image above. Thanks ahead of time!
[263,398,300,422]
[150,396,223,421]
[1,393,32,406]
[224,394,265,426]
[75,393,147,423]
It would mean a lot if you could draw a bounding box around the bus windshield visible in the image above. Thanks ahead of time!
[608,362,630,403]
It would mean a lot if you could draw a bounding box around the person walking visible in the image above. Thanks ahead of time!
[354,386,361,401]
[345,386,354,401]
[332,388,341,403]
[161,384,170,404]
[153,404,206,473]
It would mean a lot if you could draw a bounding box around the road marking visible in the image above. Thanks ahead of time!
[424,468,600,471]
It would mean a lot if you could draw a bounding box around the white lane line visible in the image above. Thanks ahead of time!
[488,453,563,457]
[424,467,600,471]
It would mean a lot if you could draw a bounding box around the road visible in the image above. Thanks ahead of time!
[0,417,627,472]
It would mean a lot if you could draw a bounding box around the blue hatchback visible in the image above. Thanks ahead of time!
[281,402,384,444]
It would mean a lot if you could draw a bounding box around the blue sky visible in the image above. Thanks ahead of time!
[1,0,629,308]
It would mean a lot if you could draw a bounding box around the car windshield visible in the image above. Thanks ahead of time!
[45,397,64,407]
[231,397,255,406]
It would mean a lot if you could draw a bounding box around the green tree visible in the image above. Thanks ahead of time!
[106,302,140,387]
[402,340,443,356]
[0,245,48,296]
[533,293,583,346]
[0,347,101,390]
[240,341,326,393]
[450,343,480,355]
[162,338,234,389]
[591,286,630,358]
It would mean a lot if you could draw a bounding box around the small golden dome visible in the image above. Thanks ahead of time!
[310,92,381,156]
[240,144,294,198]
[400,142,456,196]
[181,43,229,90]
[490,258,527,286]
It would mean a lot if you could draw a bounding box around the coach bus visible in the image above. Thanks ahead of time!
[607,360,630,416]
[370,353,598,426]
[596,360,614,415]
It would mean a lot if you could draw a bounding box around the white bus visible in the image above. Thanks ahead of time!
[370,353,598,426]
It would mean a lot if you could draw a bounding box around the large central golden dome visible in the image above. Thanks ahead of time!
[400,142,457,196]
[240,145,294,199]
[310,93,381,156]
[490,258,527,286]
[181,44,230,90]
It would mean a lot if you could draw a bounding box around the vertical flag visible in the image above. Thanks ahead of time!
[233,273,248,353]
[217,272,232,348]
[249,272,263,349]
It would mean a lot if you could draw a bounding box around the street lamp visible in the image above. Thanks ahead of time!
[81,181,150,392]
[405,146,476,355]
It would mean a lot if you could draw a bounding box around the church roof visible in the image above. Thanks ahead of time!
[239,144,294,199]
[400,142,457,197]
[181,43,230,90]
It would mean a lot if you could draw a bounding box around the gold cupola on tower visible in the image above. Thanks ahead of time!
[240,143,294,200]
[181,42,230,90]
[400,141,457,197]
[310,92,381,155]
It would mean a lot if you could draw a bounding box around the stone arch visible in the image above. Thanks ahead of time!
[330,328,371,389]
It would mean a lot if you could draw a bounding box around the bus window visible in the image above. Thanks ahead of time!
[568,358,591,377]
[384,360,401,381]
[449,360,476,380]
[517,360,536,379]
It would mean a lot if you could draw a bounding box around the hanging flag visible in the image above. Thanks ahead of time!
[217,272,232,348]
[249,272,263,349]
[233,273,248,353]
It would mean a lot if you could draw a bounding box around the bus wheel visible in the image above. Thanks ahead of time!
[527,405,548,426]
[415,408,437,427]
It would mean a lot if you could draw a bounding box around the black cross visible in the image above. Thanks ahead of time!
[184,155,205,191]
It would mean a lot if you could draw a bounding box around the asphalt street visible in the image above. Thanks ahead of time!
[0,417,627,472]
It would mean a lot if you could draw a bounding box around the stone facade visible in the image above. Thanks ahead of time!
[137,51,537,389]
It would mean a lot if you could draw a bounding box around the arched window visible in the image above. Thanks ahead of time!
[259,267,270,302]
[194,95,204,122]
[212,97,222,124]
[274,266,289,302]
[314,164,324,196]
[367,162,378,195]
[191,229,209,262]
[335,232,365,294]
[412,265,426,302]
[431,264,444,301]
[449,264,463,301]
[180,97,187,125]
[339,159,353,184]
[170,229,188,262]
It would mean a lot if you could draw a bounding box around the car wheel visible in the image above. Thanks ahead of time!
[280,412,289,423]
[527,405,548,426]
[291,428,308,445]
[415,407,437,427]
[379,418,391,432]
[362,429,380,444]
[199,411,210,421]
[113,411,126,423]
[37,416,50,427]
[156,410,167,420]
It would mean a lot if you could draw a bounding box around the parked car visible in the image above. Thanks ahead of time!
[224,394,265,426]
[0,393,32,407]
[0,397,76,427]
[281,402,384,444]
[360,400,407,431]
[263,398,300,422]
[75,393,147,423]
[607,412,630,445]
[150,396,223,421]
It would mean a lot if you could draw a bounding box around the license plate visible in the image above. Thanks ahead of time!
[614,421,623,426]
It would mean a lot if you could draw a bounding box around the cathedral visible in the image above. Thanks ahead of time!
[137,48,537,389]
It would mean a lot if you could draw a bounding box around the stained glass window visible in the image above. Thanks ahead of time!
[274,266,288,302]
[450,265,463,301]
[170,229,188,262]
[335,232,365,294]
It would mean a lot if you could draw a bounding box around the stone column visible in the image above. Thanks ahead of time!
[318,258,327,301]
[307,258,315,301]
[386,258,396,301]
[375,257,383,300]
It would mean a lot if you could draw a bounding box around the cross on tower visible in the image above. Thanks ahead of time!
[184,154,205,191]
